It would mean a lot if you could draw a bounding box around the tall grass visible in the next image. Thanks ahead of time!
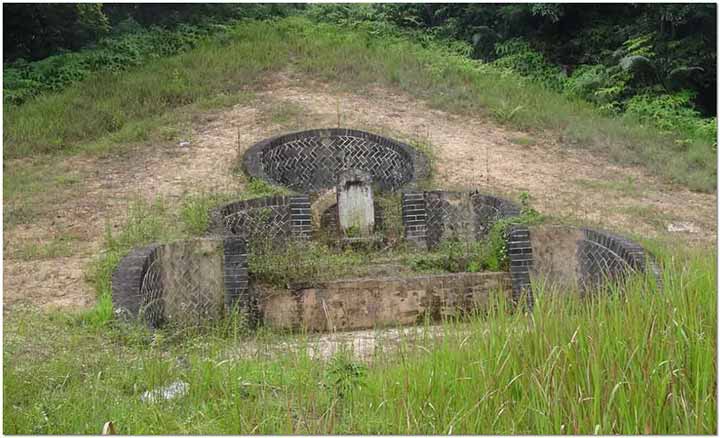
[4,17,716,191]
[4,244,716,434]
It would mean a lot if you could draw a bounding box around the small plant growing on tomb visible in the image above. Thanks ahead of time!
[246,178,289,197]
[407,239,492,273]
[344,224,361,238]
[482,192,545,271]
[518,191,541,222]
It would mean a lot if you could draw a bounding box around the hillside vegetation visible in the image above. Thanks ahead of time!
[4,6,717,191]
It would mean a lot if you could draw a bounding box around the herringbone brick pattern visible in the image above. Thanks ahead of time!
[139,255,164,328]
[262,135,412,191]
[426,196,474,247]
[223,205,292,242]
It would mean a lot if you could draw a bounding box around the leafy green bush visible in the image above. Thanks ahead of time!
[304,3,381,27]
[407,239,491,273]
[491,36,715,155]
[492,38,566,91]
[565,64,630,112]
[248,239,368,288]
[3,25,219,106]
[625,91,718,145]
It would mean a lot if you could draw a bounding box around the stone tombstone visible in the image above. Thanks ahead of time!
[337,169,374,237]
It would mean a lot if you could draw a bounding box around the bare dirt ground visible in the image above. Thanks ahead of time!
[4,73,716,310]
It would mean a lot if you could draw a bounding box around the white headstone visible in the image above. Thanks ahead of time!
[337,169,374,237]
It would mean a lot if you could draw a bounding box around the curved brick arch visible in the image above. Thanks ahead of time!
[243,128,430,192]
[111,244,161,322]
[579,228,663,292]
[111,238,250,328]
[209,195,312,242]
[401,190,521,249]
[508,225,664,309]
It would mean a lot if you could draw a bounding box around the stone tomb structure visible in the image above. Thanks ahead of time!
[259,272,511,332]
[112,128,662,331]
[112,238,249,328]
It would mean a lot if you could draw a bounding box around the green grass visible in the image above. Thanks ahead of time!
[8,233,79,261]
[4,17,716,191]
[81,179,290,326]
[509,136,537,147]
[4,243,715,434]
[4,22,290,158]
[3,157,86,227]
[263,101,307,127]
[611,204,675,232]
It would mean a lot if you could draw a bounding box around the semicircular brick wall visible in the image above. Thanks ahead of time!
[209,195,312,243]
[401,190,522,249]
[506,224,663,309]
[111,238,251,328]
[243,128,430,192]
[114,191,663,330]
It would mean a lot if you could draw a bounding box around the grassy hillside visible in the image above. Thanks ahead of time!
[4,17,716,191]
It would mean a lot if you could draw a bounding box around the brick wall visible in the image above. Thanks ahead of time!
[210,195,312,243]
[243,128,430,192]
[112,238,250,328]
[401,190,521,250]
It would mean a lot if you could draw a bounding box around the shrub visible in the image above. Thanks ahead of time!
[624,90,718,145]
[565,64,630,110]
[492,38,566,91]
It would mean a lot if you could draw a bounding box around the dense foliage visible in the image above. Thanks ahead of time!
[3,4,299,62]
[372,4,716,116]
[305,3,717,147]
[3,4,299,105]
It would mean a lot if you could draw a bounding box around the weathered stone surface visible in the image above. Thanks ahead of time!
[337,169,375,237]
[311,189,338,231]
[111,238,249,328]
[425,191,476,247]
[258,272,511,332]
[158,239,225,325]
[319,201,385,236]
[402,190,521,250]
[524,224,663,296]
[528,225,583,293]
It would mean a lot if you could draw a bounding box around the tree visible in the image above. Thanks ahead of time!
[3,4,110,61]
